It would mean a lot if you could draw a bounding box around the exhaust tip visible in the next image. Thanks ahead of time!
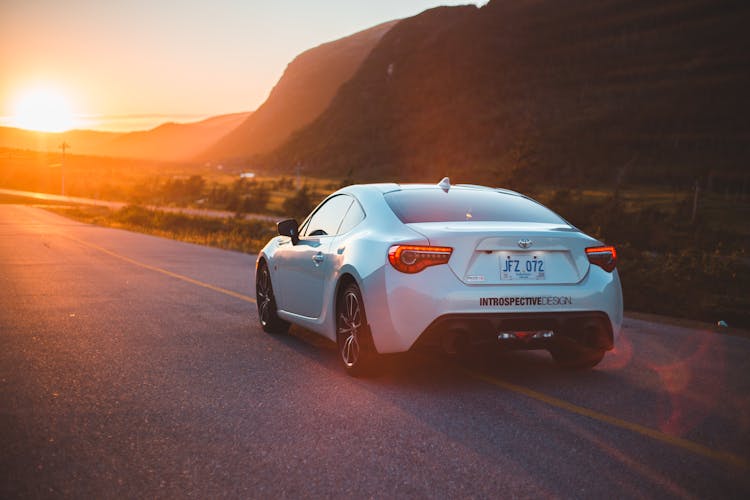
[498,330,555,342]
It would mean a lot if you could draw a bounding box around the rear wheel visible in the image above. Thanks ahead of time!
[550,320,609,369]
[550,340,605,369]
[255,261,290,334]
[336,283,379,377]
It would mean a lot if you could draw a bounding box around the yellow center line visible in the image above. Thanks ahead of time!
[466,370,750,470]
[67,235,256,304]
[64,232,749,471]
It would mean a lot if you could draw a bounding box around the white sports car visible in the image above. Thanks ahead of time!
[256,178,622,376]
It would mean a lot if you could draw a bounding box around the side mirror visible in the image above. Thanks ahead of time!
[277,218,299,245]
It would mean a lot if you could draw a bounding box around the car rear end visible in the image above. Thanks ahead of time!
[370,184,622,367]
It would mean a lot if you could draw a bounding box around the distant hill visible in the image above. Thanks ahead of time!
[0,127,119,156]
[264,0,750,187]
[105,112,250,161]
[202,20,398,162]
[0,112,250,162]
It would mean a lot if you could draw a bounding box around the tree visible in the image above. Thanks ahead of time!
[282,185,315,220]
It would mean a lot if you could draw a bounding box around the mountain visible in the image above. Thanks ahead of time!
[104,112,250,161]
[0,127,119,156]
[202,20,398,161]
[0,112,250,162]
[264,0,750,186]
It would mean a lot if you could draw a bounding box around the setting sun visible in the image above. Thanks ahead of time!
[11,87,76,132]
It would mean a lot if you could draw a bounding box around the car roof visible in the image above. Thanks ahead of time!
[343,182,524,198]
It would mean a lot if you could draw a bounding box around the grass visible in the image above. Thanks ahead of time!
[47,204,277,254]
[535,186,750,327]
[0,147,338,214]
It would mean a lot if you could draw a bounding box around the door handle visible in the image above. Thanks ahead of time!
[312,253,325,264]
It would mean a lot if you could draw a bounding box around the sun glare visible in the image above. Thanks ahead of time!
[11,87,76,132]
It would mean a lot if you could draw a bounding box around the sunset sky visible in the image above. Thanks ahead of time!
[1,0,485,132]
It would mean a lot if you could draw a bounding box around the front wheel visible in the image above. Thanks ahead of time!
[255,261,290,334]
[336,283,380,377]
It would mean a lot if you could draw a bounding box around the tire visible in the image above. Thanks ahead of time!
[255,261,290,334]
[550,343,605,369]
[336,282,380,377]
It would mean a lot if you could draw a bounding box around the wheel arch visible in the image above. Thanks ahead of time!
[331,272,362,322]
[254,254,271,288]
[334,272,359,305]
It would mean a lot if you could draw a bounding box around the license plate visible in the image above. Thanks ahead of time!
[500,254,546,280]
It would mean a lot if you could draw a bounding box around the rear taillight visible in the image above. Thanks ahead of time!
[388,245,453,273]
[586,246,617,272]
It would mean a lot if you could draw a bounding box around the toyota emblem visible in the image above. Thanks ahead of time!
[518,238,533,249]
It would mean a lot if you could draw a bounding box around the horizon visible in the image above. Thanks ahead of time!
[0,113,240,134]
[1,1,486,133]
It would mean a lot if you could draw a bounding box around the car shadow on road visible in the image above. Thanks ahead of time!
[267,323,626,393]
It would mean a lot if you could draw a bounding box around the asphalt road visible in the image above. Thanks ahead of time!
[1,205,749,498]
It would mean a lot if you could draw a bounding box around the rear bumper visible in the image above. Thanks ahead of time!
[363,264,622,354]
[413,311,614,353]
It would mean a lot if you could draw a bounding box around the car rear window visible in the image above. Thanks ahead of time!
[383,188,567,224]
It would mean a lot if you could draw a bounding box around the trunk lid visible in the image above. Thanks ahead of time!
[407,221,594,285]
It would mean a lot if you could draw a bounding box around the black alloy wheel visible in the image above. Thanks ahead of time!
[255,261,290,334]
[336,283,379,376]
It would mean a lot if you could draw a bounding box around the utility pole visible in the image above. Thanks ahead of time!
[59,141,70,196]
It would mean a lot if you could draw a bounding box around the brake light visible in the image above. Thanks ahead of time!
[388,245,453,273]
[586,246,617,272]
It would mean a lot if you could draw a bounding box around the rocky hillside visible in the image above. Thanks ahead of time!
[202,20,398,161]
[264,0,750,188]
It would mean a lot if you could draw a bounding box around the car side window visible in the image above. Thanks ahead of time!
[338,199,365,234]
[302,194,354,237]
